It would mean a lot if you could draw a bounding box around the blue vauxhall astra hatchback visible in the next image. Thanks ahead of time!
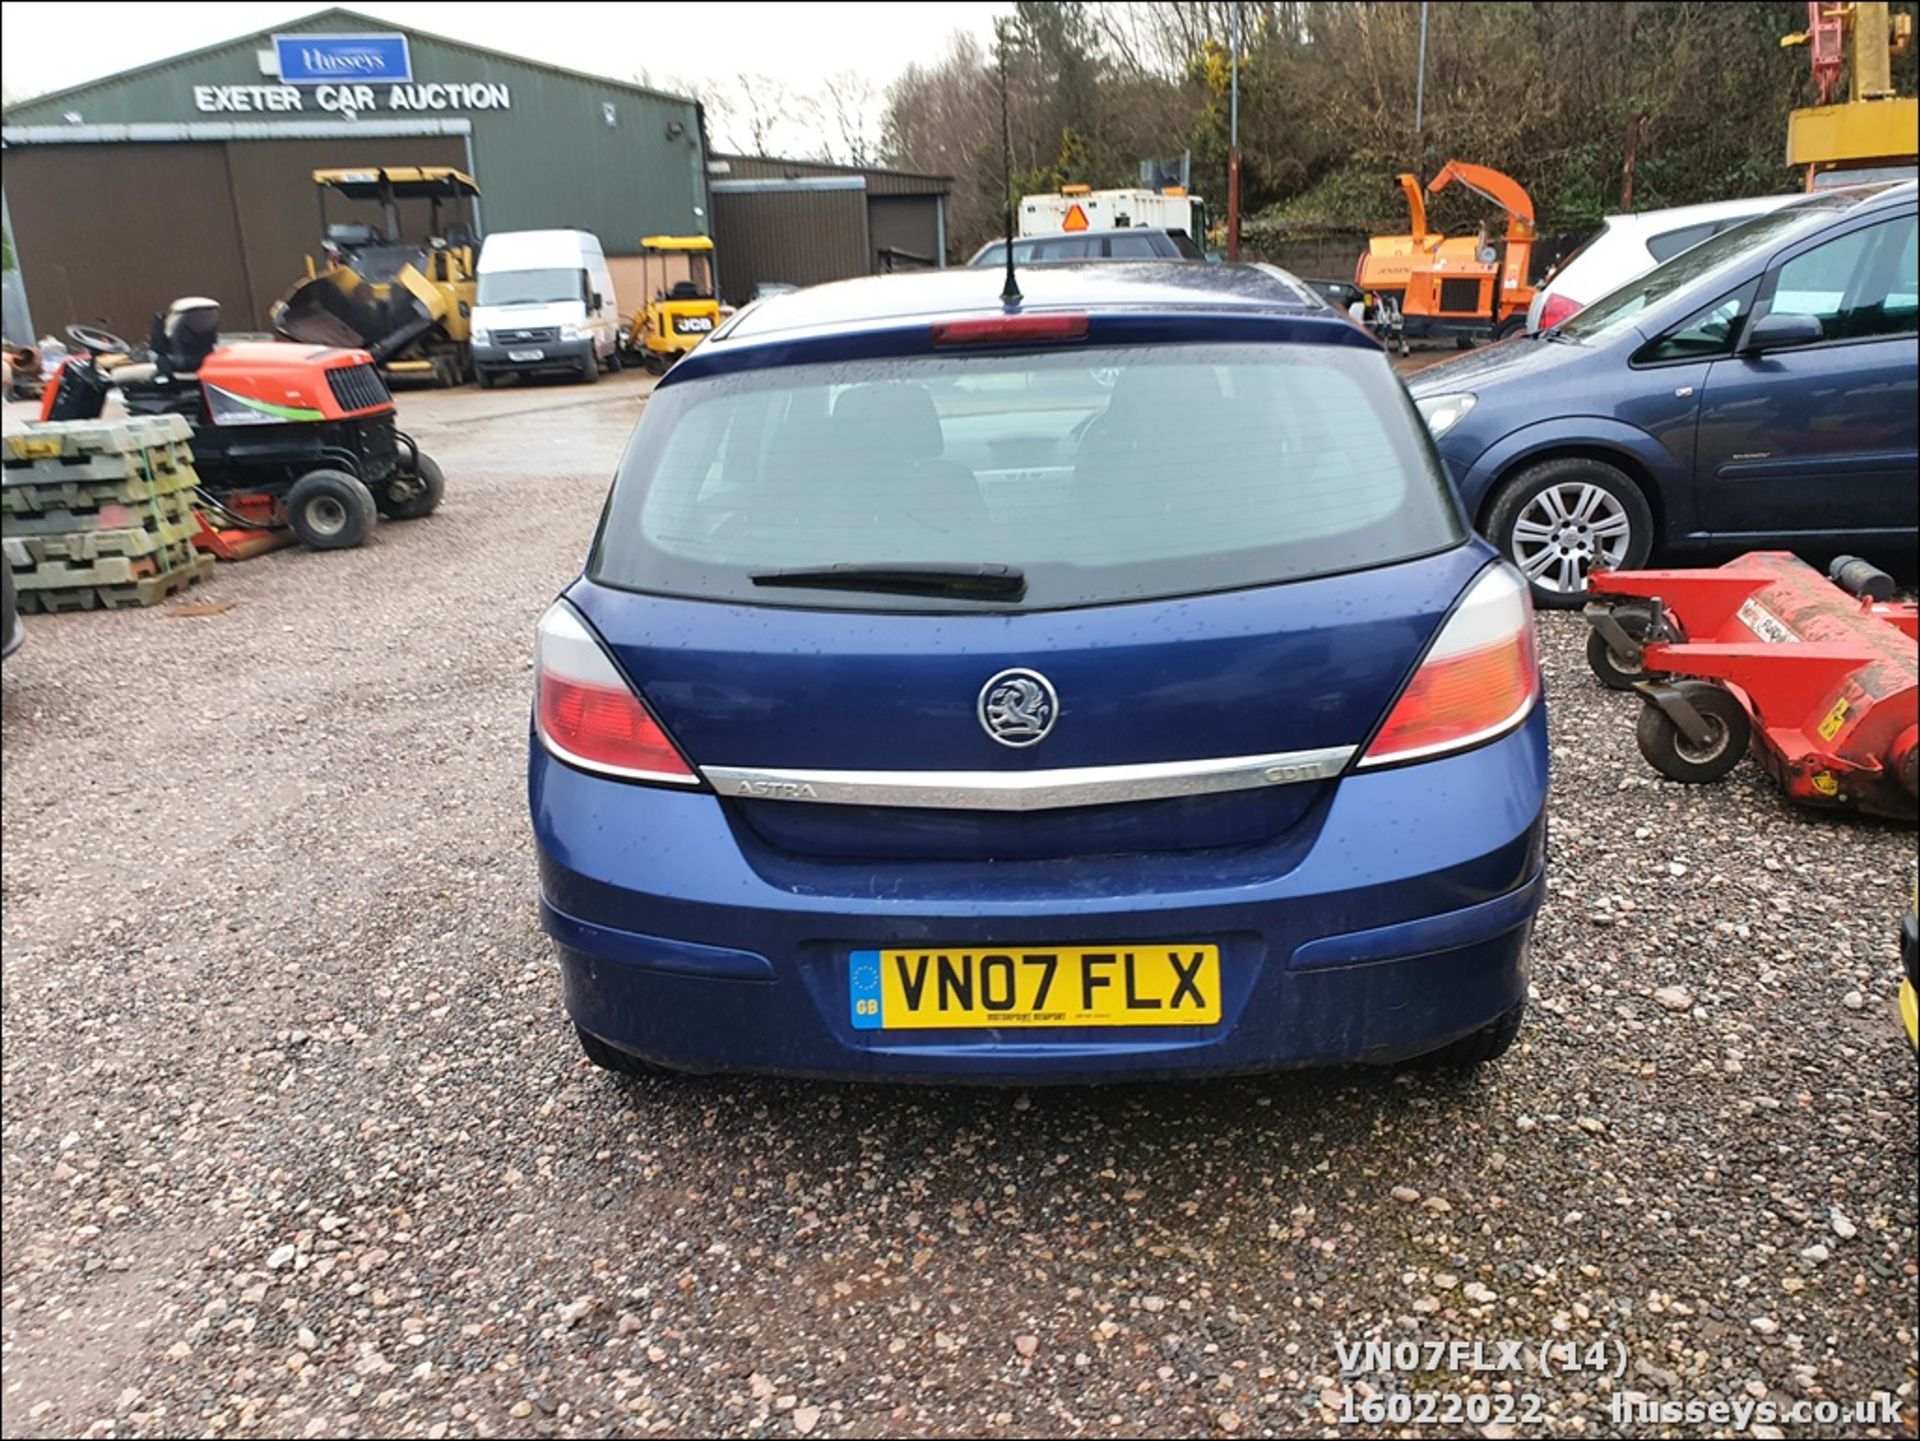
[529,263,1549,1082]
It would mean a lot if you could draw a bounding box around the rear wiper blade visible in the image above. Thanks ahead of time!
[749,562,1026,600]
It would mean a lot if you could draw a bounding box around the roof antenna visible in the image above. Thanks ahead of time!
[997,35,1022,307]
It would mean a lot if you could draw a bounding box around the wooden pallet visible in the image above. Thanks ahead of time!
[16,553,216,613]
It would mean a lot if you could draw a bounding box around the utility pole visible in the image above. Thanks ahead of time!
[1227,1,1242,262]
[1414,1,1430,172]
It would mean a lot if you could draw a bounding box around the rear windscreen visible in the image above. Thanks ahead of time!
[590,343,1464,612]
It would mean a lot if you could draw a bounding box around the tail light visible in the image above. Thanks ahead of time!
[1535,292,1582,331]
[1359,564,1540,767]
[534,602,698,785]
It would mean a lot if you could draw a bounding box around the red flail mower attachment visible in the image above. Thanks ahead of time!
[1584,552,1917,822]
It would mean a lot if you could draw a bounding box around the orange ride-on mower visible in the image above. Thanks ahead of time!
[40,304,443,552]
[1584,552,1918,821]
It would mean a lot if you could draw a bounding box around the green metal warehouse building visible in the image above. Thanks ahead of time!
[1,7,713,335]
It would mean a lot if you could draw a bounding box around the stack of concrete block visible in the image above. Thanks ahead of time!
[2,415,215,612]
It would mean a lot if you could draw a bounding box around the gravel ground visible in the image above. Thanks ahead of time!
[3,375,1914,1439]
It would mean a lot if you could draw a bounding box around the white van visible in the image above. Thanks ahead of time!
[470,230,620,386]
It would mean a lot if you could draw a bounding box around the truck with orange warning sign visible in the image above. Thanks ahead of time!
[1018,184,1210,248]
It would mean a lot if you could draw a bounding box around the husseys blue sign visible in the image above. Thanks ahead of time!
[273,33,414,85]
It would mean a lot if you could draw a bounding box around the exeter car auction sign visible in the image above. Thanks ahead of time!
[193,81,511,116]
[192,32,512,118]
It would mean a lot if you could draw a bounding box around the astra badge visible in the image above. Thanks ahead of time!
[978,668,1058,748]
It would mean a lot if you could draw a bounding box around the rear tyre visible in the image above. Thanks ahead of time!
[376,453,445,520]
[1493,315,1527,341]
[286,469,376,550]
[1585,601,1665,691]
[1636,681,1750,784]
[1409,1000,1527,1067]
[575,1023,666,1077]
[1486,457,1654,609]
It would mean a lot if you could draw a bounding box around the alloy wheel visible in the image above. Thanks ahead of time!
[1509,482,1634,595]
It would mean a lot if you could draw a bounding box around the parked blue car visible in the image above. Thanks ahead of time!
[1410,181,1917,607]
[529,263,1548,1082]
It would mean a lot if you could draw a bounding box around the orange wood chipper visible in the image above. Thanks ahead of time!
[1356,162,1538,352]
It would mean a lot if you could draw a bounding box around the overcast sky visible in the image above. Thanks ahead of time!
[0,1,1007,154]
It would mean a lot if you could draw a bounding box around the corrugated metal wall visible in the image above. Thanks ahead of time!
[710,189,869,306]
[709,155,951,298]
[3,143,253,337]
[868,197,941,269]
[719,154,949,198]
[4,136,469,335]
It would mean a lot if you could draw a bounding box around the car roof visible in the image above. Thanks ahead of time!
[672,263,1368,382]
[1599,192,1806,236]
[991,226,1184,243]
[967,228,1191,263]
[719,262,1326,339]
[1606,182,1914,285]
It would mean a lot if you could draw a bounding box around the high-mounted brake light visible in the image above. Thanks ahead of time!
[931,313,1090,346]
[1359,565,1540,767]
[534,603,698,784]
[1536,292,1582,332]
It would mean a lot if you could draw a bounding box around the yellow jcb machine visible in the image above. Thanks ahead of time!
[623,235,720,373]
[1781,0,1916,189]
[273,167,481,388]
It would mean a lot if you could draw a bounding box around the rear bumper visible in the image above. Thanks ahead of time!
[472,339,594,375]
[532,712,1550,1082]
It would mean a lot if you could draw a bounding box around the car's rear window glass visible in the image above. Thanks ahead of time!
[1645,221,1718,264]
[1166,229,1205,259]
[589,343,1463,612]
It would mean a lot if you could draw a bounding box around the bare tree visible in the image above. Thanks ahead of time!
[818,71,880,167]
[882,32,1000,254]
[703,72,796,155]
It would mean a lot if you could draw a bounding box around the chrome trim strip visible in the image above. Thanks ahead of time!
[701,745,1356,812]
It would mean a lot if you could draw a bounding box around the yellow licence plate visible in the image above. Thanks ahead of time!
[848,946,1221,1030]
